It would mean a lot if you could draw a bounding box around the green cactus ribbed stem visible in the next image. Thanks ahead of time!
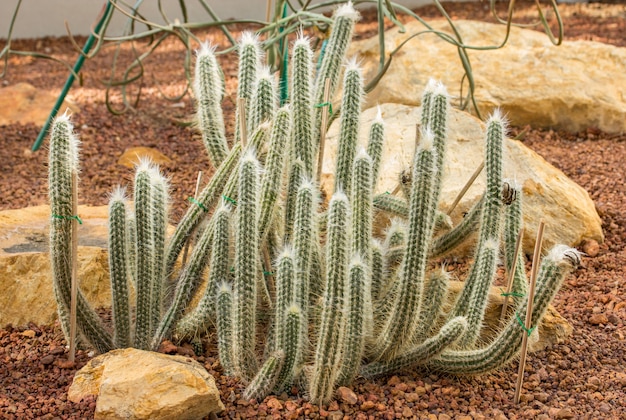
[274,247,296,347]
[378,220,407,301]
[313,3,359,149]
[108,188,132,349]
[503,182,528,300]
[420,81,434,129]
[338,257,372,386]
[457,238,500,348]
[429,194,485,258]
[235,32,261,143]
[48,114,113,354]
[367,108,385,188]
[283,159,305,243]
[334,62,363,196]
[412,269,450,343]
[361,316,467,378]
[194,43,229,167]
[148,167,169,337]
[216,282,235,375]
[427,82,449,208]
[152,207,218,349]
[259,106,291,241]
[434,211,453,233]
[250,67,277,133]
[371,239,384,302]
[291,36,314,178]
[274,305,303,392]
[243,350,285,401]
[373,193,408,218]
[127,212,137,288]
[310,191,350,404]
[133,162,154,350]
[233,151,261,380]
[165,142,241,276]
[428,246,580,375]
[174,204,231,340]
[351,150,373,266]
[374,130,437,360]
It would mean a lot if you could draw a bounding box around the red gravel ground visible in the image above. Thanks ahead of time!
[1,1,625,419]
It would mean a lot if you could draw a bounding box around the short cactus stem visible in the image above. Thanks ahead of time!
[235,32,262,143]
[108,188,132,348]
[215,282,235,375]
[503,181,528,299]
[233,151,261,380]
[430,194,485,258]
[428,246,580,375]
[310,191,350,404]
[337,256,372,386]
[367,107,385,188]
[250,66,277,133]
[412,268,450,343]
[334,60,363,196]
[372,193,408,218]
[243,350,285,401]
[274,247,296,346]
[291,36,315,177]
[370,239,384,301]
[361,316,467,379]
[274,305,303,392]
[194,42,228,167]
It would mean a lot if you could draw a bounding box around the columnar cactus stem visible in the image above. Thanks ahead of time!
[148,167,169,337]
[48,114,113,354]
[259,106,291,241]
[243,351,285,401]
[274,247,296,345]
[236,32,262,143]
[174,203,231,340]
[291,36,315,177]
[428,246,580,374]
[233,151,261,380]
[338,256,372,386]
[426,81,449,205]
[334,60,363,196]
[503,181,528,299]
[372,193,408,218]
[194,42,229,167]
[127,212,137,288]
[374,130,437,360]
[274,305,303,392]
[108,188,132,349]
[371,239,384,302]
[429,194,485,258]
[367,107,385,188]
[310,191,350,404]
[283,159,305,242]
[412,268,450,343]
[250,66,277,133]
[351,149,373,266]
[215,282,235,375]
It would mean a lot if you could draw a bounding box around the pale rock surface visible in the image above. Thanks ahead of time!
[68,348,224,420]
[0,82,79,125]
[118,146,173,168]
[321,103,603,254]
[350,20,626,133]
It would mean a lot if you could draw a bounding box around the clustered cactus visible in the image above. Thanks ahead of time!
[48,2,580,406]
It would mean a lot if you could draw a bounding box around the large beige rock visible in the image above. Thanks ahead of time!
[68,348,224,419]
[350,20,626,133]
[0,82,79,126]
[321,103,603,254]
[118,147,172,169]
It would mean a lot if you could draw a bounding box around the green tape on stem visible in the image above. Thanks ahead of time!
[314,102,333,115]
[187,197,208,212]
[515,313,536,337]
[52,214,83,224]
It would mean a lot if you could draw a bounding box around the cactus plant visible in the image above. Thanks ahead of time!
[48,2,580,408]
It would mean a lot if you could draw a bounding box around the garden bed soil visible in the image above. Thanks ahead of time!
[1,1,625,419]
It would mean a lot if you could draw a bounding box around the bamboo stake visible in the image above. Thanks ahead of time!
[446,161,484,216]
[265,0,273,22]
[513,220,545,404]
[181,171,203,267]
[68,172,78,362]
[238,98,248,148]
[315,78,331,183]
[500,227,525,325]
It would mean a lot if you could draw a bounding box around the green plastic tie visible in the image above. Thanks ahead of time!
[187,197,208,212]
[52,214,83,225]
[500,289,525,298]
[263,271,274,276]
[223,195,237,206]
[315,102,333,115]
[515,313,536,337]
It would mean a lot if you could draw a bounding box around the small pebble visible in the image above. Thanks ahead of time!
[336,386,358,405]
[589,314,609,325]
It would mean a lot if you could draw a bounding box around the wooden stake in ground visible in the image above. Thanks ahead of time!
[447,161,485,216]
[238,98,248,148]
[68,172,79,362]
[500,227,525,325]
[181,171,203,267]
[315,78,332,183]
[513,220,545,404]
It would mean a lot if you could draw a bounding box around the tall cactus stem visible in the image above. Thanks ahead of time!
[235,32,262,143]
[215,282,235,375]
[249,66,277,133]
[274,305,303,392]
[351,149,373,266]
[291,36,315,177]
[503,181,528,299]
[367,107,385,188]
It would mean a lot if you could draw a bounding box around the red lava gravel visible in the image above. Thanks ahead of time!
[1,1,625,419]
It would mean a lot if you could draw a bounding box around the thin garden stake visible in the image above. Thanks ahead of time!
[68,172,79,362]
[315,78,331,183]
[514,220,545,404]
[238,98,248,147]
[500,227,524,325]
[447,161,484,216]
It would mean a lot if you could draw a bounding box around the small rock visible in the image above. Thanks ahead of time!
[402,406,413,417]
[535,392,550,403]
[589,314,609,325]
[158,340,178,354]
[360,401,375,411]
[21,330,36,338]
[328,410,344,420]
[285,400,298,411]
[438,414,452,420]
[555,408,575,419]
[41,355,55,365]
[49,346,65,355]
[336,386,358,405]
[387,376,401,386]
[405,392,420,402]
[581,239,600,257]
[615,372,626,386]
[587,376,601,391]
[456,416,472,420]
[56,359,76,369]
[519,393,534,403]
[607,314,620,325]
[599,402,612,413]
[415,386,427,395]
[266,397,283,410]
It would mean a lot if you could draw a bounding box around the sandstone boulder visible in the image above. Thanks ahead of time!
[350,20,626,133]
[68,348,224,419]
[118,146,173,169]
[321,103,603,254]
[0,82,79,126]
